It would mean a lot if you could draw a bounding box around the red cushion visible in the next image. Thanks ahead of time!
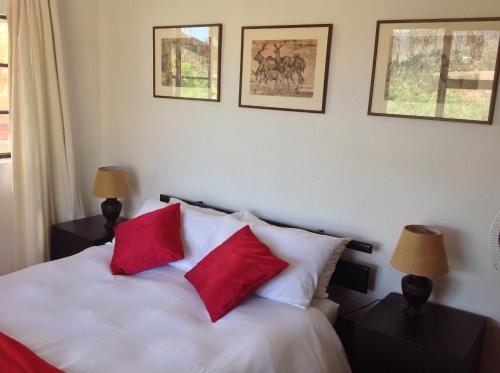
[185,225,288,322]
[110,203,184,275]
[0,332,64,373]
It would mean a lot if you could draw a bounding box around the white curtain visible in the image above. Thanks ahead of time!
[7,0,82,269]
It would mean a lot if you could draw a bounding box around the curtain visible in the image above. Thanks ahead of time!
[7,0,82,269]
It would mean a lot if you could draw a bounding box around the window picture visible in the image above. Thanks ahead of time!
[153,24,222,101]
[368,18,500,124]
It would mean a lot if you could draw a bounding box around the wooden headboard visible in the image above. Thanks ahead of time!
[160,194,373,294]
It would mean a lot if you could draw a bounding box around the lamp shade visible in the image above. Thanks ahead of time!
[391,225,448,278]
[92,166,129,198]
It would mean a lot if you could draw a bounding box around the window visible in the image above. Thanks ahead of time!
[0,15,9,158]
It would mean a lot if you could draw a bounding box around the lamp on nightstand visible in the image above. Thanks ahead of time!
[92,166,129,230]
[391,225,448,318]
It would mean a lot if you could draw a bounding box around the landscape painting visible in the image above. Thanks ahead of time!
[239,25,333,113]
[369,18,500,124]
[250,39,317,98]
[154,24,222,101]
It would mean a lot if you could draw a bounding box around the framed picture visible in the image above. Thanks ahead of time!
[153,23,222,101]
[368,18,500,124]
[239,24,333,113]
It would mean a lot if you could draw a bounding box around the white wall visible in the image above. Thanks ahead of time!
[95,0,500,370]
[58,0,102,216]
[0,0,498,368]
[100,0,500,310]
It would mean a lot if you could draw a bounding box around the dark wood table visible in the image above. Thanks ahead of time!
[50,215,125,260]
[352,292,486,373]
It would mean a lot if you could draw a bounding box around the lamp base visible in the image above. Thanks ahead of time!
[401,274,433,318]
[101,198,122,231]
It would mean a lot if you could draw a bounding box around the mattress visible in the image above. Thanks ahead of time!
[310,298,340,324]
[0,244,351,373]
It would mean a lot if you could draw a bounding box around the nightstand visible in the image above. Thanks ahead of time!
[352,292,486,373]
[50,215,125,260]
[331,286,374,366]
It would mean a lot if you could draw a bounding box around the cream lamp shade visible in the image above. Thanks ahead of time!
[391,225,449,278]
[92,166,129,198]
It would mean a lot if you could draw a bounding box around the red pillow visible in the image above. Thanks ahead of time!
[110,203,184,275]
[185,225,288,322]
[0,332,64,373]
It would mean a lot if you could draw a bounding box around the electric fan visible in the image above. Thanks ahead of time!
[489,211,500,270]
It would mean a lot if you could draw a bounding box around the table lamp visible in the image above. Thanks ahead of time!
[92,166,129,230]
[391,225,448,317]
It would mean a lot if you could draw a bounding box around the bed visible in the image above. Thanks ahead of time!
[0,195,372,373]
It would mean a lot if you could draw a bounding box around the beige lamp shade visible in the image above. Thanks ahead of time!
[391,225,449,278]
[92,166,129,198]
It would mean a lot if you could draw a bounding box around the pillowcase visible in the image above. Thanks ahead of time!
[185,225,288,322]
[110,203,184,275]
[168,203,229,272]
[128,198,228,272]
[132,197,225,219]
[314,237,350,298]
[234,210,350,299]
[208,214,346,308]
[132,198,169,218]
[170,197,226,216]
[232,210,267,224]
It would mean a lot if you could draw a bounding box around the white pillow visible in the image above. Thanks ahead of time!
[170,198,226,216]
[232,210,267,224]
[129,198,228,271]
[234,210,350,299]
[207,214,344,308]
[314,237,350,298]
[169,203,229,271]
[132,198,169,218]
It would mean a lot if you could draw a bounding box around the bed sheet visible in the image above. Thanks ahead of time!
[0,244,351,373]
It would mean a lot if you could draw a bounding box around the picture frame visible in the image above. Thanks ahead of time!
[239,24,333,113]
[368,18,500,124]
[153,23,222,102]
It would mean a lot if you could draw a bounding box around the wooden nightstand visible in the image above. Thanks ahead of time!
[50,215,125,260]
[331,286,374,366]
[352,292,486,373]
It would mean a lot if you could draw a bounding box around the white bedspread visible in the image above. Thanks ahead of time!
[0,244,351,373]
